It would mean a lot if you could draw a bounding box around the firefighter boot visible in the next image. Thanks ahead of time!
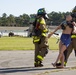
[38,61,43,67]
[34,61,43,67]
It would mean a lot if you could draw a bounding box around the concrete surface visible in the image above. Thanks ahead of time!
[0,51,76,75]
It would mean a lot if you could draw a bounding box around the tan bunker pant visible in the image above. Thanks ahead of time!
[64,38,76,63]
[34,37,49,64]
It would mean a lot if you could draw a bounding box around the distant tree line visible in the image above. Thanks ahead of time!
[0,11,71,27]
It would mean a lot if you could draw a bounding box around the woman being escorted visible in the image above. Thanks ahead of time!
[48,15,76,68]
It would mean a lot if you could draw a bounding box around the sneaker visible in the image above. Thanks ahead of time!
[56,63,61,66]
[56,63,66,66]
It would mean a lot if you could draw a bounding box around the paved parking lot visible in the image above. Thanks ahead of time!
[0,51,76,75]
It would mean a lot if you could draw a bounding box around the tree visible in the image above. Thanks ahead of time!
[30,14,36,23]
[0,12,72,27]
[7,14,15,26]
[47,11,71,25]
[22,14,30,26]
[15,14,30,27]
[0,13,8,26]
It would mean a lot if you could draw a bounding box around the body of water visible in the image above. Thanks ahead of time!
[0,30,62,37]
[0,30,28,37]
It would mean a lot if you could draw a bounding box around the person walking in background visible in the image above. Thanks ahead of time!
[63,6,76,66]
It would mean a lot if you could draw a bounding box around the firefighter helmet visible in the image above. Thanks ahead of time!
[37,8,46,15]
[72,6,76,12]
[37,8,49,19]
[71,6,76,18]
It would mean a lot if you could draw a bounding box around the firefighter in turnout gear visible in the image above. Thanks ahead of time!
[33,8,49,67]
[64,6,76,65]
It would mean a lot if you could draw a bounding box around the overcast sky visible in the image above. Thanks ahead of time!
[0,0,76,16]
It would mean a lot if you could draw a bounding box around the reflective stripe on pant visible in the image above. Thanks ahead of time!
[37,55,43,61]
[34,44,48,61]
[34,36,49,63]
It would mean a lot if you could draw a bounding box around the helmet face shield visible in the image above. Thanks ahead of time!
[45,14,49,19]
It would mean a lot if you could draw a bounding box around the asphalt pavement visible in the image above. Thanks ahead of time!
[0,51,76,75]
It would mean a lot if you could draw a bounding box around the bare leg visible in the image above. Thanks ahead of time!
[59,41,63,62]
[53,44,66,67]
[52,41,63,67]
[56,45,66,68]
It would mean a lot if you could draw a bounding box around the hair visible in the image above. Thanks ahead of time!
[66,15,72,18]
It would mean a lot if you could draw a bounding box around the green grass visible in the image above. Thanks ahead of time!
[0,37,59,50]
[48,37,59,50]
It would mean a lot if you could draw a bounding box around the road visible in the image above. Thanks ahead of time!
[0,51,76,75]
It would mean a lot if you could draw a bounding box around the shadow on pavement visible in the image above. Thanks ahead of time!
[0,66,57,74]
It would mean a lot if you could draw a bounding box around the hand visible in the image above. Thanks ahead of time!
[72,22,76,26]
[48,32,53,38]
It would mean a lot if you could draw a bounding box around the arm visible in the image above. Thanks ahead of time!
[39,17,48,33]
[48,25,61,38]
[39,24,46,30]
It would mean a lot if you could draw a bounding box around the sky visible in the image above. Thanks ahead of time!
[0,0,76,16]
